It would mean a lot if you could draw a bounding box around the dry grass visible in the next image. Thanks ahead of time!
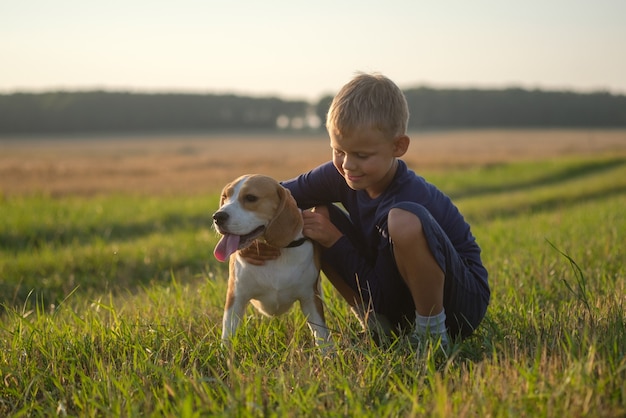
[1,129,625,196]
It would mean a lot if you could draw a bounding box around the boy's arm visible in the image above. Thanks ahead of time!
[301,210,343,248]
[281,162,344,209]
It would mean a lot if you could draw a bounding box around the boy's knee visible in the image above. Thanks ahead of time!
[388,207,424,243]
[388,203,436,249]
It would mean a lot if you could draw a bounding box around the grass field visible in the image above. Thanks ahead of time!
[1,129,625,416]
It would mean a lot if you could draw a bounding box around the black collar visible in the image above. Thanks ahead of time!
[284,237,309,248]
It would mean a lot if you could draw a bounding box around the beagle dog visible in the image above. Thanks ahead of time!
[212,174,331,348]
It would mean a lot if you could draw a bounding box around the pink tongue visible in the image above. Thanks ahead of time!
[214,234,241,262]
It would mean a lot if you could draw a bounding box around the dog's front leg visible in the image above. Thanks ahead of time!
[299,292,332,348]
[222,292,248,346]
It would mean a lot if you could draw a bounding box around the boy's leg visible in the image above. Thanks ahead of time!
[387,202,490,341]
[312,205,392,335]
[312,203,488,342]
[388,207,444,317]
[388,206,448,345]
[320,262,392,335]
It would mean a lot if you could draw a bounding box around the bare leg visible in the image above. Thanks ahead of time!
[387,208,444,316]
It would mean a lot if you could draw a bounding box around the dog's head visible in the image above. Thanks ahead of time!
[212,174,303,262]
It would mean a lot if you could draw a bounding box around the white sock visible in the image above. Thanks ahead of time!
[414,309,449,346]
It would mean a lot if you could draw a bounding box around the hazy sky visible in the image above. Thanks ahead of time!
[2,0,625,100]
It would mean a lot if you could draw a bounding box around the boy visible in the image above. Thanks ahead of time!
[243,73,490,346]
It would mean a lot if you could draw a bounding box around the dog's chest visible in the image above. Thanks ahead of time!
[234,245,318,315]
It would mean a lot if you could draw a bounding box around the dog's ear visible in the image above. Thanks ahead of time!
[264,185,303,248]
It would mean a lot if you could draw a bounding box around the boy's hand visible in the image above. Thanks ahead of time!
[302,209,343,248]
[238,241,281,265]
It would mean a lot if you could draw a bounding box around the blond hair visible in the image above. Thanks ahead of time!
[326,73,409,139]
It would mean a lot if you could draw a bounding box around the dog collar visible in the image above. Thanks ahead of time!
[284,237,309,248]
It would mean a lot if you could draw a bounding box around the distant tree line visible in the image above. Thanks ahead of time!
[316,87,626,129]
[0,91,309,134]
[1,88,625,134]
[403,88,626,128]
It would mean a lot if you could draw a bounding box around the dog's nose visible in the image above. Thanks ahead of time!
[213,211,229,225]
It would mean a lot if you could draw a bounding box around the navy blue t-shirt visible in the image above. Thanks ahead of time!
[281,160,488,290]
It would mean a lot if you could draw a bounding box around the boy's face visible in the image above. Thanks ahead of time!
[330,126,409,199]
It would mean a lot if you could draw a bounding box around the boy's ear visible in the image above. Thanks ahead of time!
[393,135,410,157]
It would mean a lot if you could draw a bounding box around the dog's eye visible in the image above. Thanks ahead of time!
[243,194,258,203]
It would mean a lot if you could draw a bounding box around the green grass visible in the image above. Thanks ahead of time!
[1,155,625,416]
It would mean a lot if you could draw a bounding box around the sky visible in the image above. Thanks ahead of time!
[2,0,625,101]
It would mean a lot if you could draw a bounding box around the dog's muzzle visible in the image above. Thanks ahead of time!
[213,210,229,227]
